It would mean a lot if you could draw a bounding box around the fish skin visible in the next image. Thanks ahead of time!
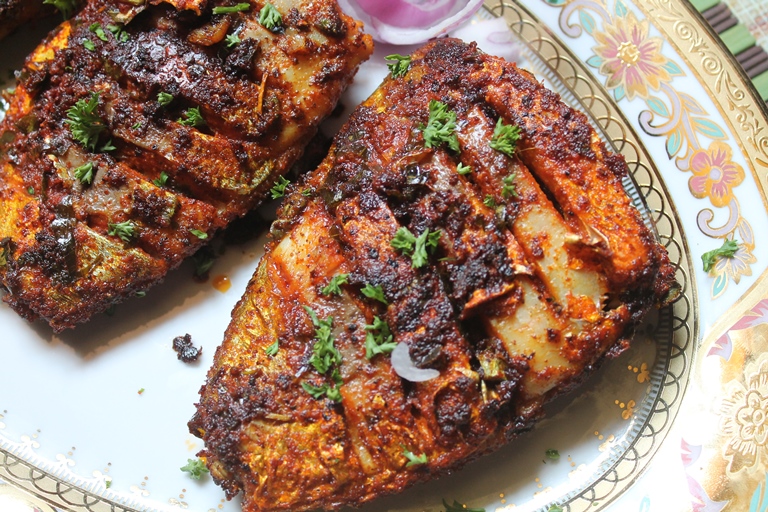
[190,39,679,512]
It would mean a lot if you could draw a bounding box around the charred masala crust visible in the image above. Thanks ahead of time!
[0,0,372,330]
[190,39,678,512]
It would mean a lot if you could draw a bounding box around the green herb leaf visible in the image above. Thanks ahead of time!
[178,107,205,127]
[105,479,112,488]
[391,226,441,268]
[106,24,129,41]
[270,176,290,199]
[43,0,78,19]
[157,92,174,106]
[180,458,209,479]
[213,2,250,14]
[99,139,116,152]
[192,246,216,277]
[442,499,485,512]
[135,291,146,298]
[131,121,142,130]
[258,3,283,32]
[303,306,341,375]
[702,239,739,272]
[153,171,169,187]
[65,92,107,151]
[423,99,459,152]
[321,273,349,296]
[301,381,342,402]
[361,283,388,305]
[27,186,34,195]
[402,448,428,467]
[190,229,208,240]
[364,316,396,359]
[225,32,241,48]
[547,506,564,512]
[265,339,279,356]
[545,448,560,460]
[89,22,108,41]
[483,195,497,208]
[456,163,472,175]
[489,117,521,157]
[385,54,411,78]
[83,39,96,51]
[73,161,95,185]
[501,172,518,199]
[107,221,137,242]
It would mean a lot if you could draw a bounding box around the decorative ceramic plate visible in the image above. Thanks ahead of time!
[1,1,767,511]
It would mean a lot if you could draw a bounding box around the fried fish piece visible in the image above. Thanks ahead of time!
[189,39,679,511]
[0,0,372,331]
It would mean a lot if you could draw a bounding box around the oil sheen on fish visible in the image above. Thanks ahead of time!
[189,39,679,511]
[0,0,372,331]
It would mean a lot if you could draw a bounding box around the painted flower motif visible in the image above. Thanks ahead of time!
[689,142,745,208]
[715,242,756,284]
[592,11,672,100]
[720,355,768,474]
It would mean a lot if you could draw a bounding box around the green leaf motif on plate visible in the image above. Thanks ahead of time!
[545,0,566,5]
[692,118,726,139]
[647,96,669,117]
[579,10,596,35]
[666,130,682,158]
[713,271,728,299]
[749,472,768,512]
[615,0,628,17]
[586,55,603,68]
[663,60,684,76]
[613,85,626,102]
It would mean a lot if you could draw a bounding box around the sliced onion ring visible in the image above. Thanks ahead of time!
[338,0,485,45]
[390,342,440,382]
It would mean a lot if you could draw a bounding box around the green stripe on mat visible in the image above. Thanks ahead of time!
[690,0,720,12]
[719,24,756,55]
[753,70,768,101]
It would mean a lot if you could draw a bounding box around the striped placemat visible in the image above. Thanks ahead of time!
[690,0,768,102]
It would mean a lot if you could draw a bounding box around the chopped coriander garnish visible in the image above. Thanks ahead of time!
[265,339,279,356]
[193,246,216,277]
[213,2,250,14]
[321,273,349,296]
[73,161,95,185]
[99,139,116,152]
[361,283,388,305]
[225,32,241,48]
[501,172,518,199]
[178,107,205,127]
[180,458,209,479]
[364,316,396,359]
[489,117,521,157]
[27,186,34,195]
[83,39,96,51]
[702,239,739,272]
[44,0,78,19]
[442,499,485,512]
[422,99,459,152]
[270,176,290,199]
[258,3,283,32]
[456,162,472,175]
[135,291,146,298]
[153,171,169,187]
[89,23,108,41]
[301,377,342,403]
[157,92,174,106]
[106,24,130,42]
[131,121,142,130]
[545,449,560,460]
[385,54,411,78]
[190,229,208,240]
[301,188,312,197]
[105,479,112,488]
[402,448,428,467]
[390,226,441,269]
[303,306,341,375]
[65,92,107,151]
[138,388,145,394]
[483,195,497,208]
[107,220,137,242]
